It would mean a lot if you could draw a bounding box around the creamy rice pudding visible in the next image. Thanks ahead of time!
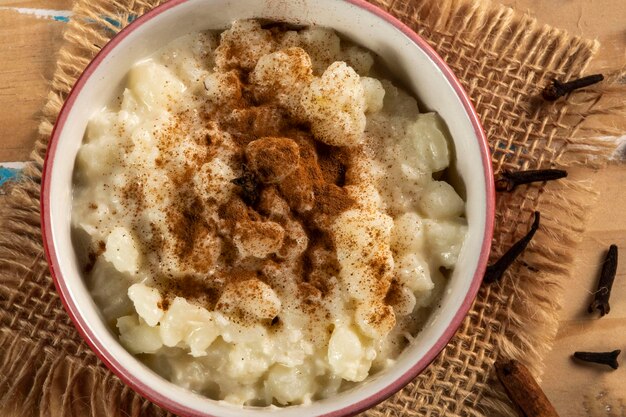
[72,20,467,406]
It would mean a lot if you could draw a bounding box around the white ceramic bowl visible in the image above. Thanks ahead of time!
[41,0,495,416]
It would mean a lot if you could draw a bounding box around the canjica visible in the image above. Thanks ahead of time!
[72,20,467,406]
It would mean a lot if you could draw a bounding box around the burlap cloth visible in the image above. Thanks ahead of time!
[1,0,624,416]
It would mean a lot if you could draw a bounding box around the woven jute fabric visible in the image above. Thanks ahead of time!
[1,0,624,416]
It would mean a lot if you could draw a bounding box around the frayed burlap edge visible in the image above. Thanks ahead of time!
[0,0,624,416]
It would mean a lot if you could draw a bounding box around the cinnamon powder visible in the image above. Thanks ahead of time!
[122,30,393,326]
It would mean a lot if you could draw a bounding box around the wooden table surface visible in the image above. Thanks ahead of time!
[1,0,624,416]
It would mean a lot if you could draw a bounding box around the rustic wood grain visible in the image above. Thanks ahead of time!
[0,1,624,416]
[0,0,73,162]
[495,4,626,416]
[501,0,626,68]
[540,165,626,417]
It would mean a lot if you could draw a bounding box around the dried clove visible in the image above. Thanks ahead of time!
[542,74,604,101]
[495,359,560,417]
[484,211,540,284]
[588,244,619,317]
[231,164,261,206]
[573,350,621,370]
[495,169,568,192]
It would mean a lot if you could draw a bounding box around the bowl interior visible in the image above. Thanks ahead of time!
[43,0,492,416]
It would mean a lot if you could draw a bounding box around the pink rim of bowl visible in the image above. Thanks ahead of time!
[40,1,495,416]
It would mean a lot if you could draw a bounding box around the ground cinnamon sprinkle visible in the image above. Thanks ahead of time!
[245,137,300,183]
[384,279,404,308]
[302,237,340,297]
[156,298,171,311]
[120,33,385,327]
[167,193,204,257]
[316,142,348,186]
[160,273,223,310]
[84,240,106,273]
